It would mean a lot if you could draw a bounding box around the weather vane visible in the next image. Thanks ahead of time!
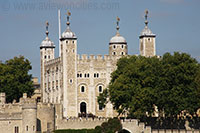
[145,9,149,27]
[66,10,71,26]
[46,21,49,37]
[116,16,120,35]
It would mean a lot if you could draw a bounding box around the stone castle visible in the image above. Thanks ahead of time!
[0,10,157,133]
[40,10,156,118]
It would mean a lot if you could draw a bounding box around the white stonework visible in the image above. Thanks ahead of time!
[40,13,156,118]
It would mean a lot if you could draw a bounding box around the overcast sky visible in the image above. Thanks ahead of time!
[0,0,200,81]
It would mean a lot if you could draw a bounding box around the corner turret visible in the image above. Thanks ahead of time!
[109,17,128,57]
[139,10,156,57]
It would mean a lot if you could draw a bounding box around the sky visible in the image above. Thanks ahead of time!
[0,0,200,81]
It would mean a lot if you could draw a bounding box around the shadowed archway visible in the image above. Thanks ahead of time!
[80,102,86,114]
[119,129,131,133]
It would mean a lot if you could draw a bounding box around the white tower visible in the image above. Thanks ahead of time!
[60,11,78,117]
[139,10,156,57]
[40,21,55,102]
[109,17,128,57]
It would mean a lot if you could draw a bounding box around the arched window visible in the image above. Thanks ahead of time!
[99,86,103,93]
[81,86,85,92]
[80,102,86,114]
[113,52,116,55]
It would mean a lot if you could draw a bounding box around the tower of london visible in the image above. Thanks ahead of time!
[40,10,156,118]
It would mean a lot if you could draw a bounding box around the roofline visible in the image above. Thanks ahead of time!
[60,37,77,41]
[139,34,156,39]
[40,46,55,49]
[109,42,127,45]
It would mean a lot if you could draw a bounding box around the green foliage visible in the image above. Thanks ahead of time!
[0,56,34,103]
[95,118,122,133]
[98,52,200,120]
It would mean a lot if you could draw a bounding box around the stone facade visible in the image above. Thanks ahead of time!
[0,93,37,133]
[0,93,55,133]
[40,12,155,118]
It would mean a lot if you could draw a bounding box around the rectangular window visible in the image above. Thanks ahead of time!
[26,126,28,131]
[15,126,19,133]
[99,104,103,111]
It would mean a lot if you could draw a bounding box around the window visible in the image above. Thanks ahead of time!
[113,45,116,49]
[33,126,35,131]
[48,55,50,59]
[66,41,68,43]
[15,126,19,133]
[44,55,46,59]
[81,86,85,92]
[80,74,82,78]
[69,79,73,84]
[99,104,103,111]
[97,73,99,78]
[94,73,96,78]
[99,86,103,93]
[87,73,89,77]
[26,126,28,131]
[72,41,74,43]
[148,38,150,41]
[77,74,79,77]
[121,45,124,49]
[113,52,116,55]
[85,74,87,78]
[121,52,124,55]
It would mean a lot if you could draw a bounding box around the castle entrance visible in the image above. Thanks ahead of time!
[80,102,86,114]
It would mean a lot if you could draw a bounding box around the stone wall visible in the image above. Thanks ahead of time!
[152,129,200,133]
[37,102,55,133]
[0,93,37,133]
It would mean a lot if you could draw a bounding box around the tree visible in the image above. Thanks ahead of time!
[98,52,200,121]
[156,52,200,116]
[0,56,34,103]
[94,118,122,133]
[98,55,161,119]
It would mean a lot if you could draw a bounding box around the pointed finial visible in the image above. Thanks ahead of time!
[145,9,149,27]
[46,21,49,37]
[116,16,120,35]
[66,10,71,27]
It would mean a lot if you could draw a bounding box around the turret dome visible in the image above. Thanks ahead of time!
[110,34,126,44]
[62,28,76,39]
[40,21,55,49]
[109,16,127,44]
[61,10,77,40]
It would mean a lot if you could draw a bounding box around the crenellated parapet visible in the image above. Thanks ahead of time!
[77,54,114,62]
[45,57,61,66]
[37,102,54,109]
[0,112,22,120]
[62,117,109,122]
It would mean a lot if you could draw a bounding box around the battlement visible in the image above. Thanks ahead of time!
[77,54,113,62]
[45,57,61,66]
[0,112,22,120]
[37,102,54,109]
[62,117,109,122]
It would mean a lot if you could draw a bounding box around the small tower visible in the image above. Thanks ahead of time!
[21,93,37,133]
[139,10,156,57]
[0,93,6,104]
[60,11,78,117]
[109,17,127,56]
[40,21,55,102]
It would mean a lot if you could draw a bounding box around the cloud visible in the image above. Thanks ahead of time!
[160,0,184,4]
